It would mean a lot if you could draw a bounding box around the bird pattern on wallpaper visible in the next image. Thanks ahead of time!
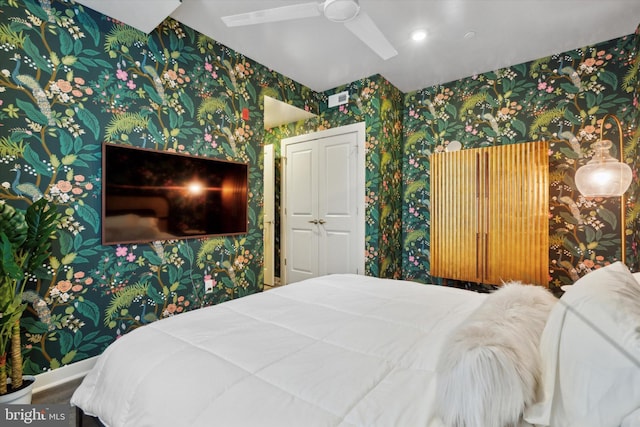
[140,51,167,105]
[38,0,55,23]
[10,164,43,201]
[10,54,56,126]
[559,131,584,158]
[560,66,583,90]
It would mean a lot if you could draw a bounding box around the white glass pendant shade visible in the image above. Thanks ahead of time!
[575,139,632,197]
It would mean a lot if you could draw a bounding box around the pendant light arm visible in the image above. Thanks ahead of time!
[599,113,627,265]
[599,113,625,160]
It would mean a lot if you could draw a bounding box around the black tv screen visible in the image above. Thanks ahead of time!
[102,144,248,245]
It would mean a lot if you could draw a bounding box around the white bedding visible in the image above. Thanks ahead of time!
[71,274,487,427]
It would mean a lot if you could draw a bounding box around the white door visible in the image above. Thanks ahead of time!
[282,123,365,285]
[318,136,358,276]
[263,144,275,286]
[284,140,319,284]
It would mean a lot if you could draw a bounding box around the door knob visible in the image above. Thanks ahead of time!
[308,219,319,224]
[318,219,326,225]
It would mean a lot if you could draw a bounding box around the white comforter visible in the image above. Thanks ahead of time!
[71,274,486,427]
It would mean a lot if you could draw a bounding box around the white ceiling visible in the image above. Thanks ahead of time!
[76,0,640,94]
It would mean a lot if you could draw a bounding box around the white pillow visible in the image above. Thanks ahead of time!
[435,283,557,427]
[525,262,640,427]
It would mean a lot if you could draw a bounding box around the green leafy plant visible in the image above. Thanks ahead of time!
[0,198,58,395]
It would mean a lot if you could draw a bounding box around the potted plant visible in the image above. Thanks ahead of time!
[0,198,58,402]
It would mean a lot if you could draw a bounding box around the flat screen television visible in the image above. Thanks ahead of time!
[102,144,248,245]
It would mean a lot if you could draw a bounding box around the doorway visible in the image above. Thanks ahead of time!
[280,122,366,285]
[262,96,317,287]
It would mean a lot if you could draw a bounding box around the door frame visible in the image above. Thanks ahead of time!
[280,122,366,285]
[263,144,275,286]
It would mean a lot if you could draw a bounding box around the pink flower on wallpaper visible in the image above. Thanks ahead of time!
[127,80,136,90]
[115,246,128,257]
[204,133,212,142]
[56,180,73,193]
[57,280,72,292]
[538,81,555,92]
[116,69,128,81]
[205,62,213,72]
[126,252,136,262]
[465,124,478,135]
[57,79,73,93]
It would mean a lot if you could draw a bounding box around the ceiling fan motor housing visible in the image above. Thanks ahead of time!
[324,0,360,22]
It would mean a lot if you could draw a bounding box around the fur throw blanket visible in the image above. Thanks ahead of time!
[435,282,557,427]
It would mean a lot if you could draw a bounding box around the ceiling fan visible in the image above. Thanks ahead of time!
[220,0,398,60]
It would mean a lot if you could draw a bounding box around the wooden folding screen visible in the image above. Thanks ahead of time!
[430,142,549,286]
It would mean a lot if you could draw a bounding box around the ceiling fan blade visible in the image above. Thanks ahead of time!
[221,2,322,27]
[344,12,397,60]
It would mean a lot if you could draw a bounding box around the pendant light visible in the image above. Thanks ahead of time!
[574,113,631,264]
[574,114,632,198]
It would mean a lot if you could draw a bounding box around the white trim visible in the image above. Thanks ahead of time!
[32,356,98,394]
[280,122,366,284]
[263,143,276,286]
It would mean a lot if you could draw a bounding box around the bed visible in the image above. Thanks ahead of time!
[71,264,640,427]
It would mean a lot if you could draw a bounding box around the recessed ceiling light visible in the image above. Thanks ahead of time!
[411,29,427,42]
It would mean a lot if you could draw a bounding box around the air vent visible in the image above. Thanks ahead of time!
[328,91,350,108]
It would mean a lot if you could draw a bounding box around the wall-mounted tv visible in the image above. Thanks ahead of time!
[102,144,248,245]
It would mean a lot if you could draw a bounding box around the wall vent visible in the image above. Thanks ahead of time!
[328,91,349,108]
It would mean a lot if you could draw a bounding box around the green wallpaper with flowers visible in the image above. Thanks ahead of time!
[1,0,639,376]
[0,0,323,374]
[402,26,640,292]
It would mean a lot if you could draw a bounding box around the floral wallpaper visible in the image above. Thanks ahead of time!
[1,0,638,376]
[0,0,320,374]
[402,26,640,293]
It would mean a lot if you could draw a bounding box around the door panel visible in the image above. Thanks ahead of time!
[321,140,353,215]
[285,141,319,284]
[289,146,315,215]
[318,133,358,276]
[290,228,317,278]
[322,230,352,275]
